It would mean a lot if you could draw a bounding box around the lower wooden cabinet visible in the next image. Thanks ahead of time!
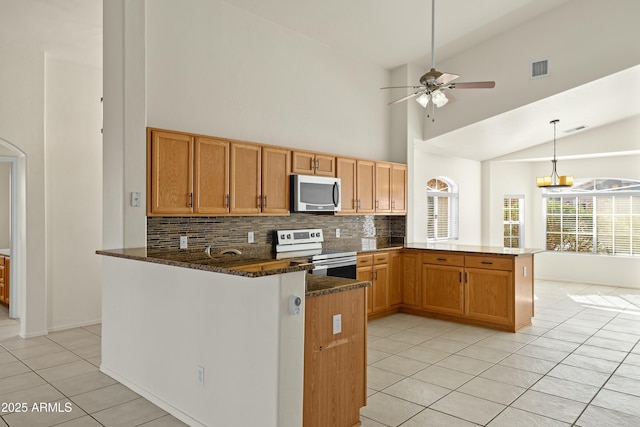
[0,255,9,305]
[418,251,533,332]
[389,251,403,306]
[304,287,366,427]
[401,251,421,307]
[358,253,390,318]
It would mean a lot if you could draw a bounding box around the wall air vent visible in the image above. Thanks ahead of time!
[531,59,549,79]
[563,125,588,134]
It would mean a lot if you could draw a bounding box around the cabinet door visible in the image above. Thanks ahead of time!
[149,131,193,214]
[402,251,421,306]
[261,147,290,214]
[230,142,261,214]
[422,264,464,315]
[465,268,513,326]
[372,264,389,313]
[291,151,315,175]
[357,266,374,314]
[391,164,407,214]
[194,137,229,214]
[315,154,336,177]
[389,252,403,306]
[336,157,357,213]
[375,162,392,213]
[356,160,375,213]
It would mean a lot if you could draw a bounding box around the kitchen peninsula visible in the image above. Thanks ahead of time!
[97,248,370,427]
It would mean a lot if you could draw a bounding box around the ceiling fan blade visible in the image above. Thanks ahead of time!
[450,81,496,89]
[381,85,425,90]
[435,72,460,85]
[388,92,421,106]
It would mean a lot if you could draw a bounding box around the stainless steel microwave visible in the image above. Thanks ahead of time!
[291,174,341,212]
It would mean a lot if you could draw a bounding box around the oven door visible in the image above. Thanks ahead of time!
[311,256,357,279]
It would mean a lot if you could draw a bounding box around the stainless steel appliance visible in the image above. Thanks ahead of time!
[291,174,341,212]
[275,228,357,278]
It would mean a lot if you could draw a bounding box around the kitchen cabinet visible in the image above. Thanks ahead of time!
[375,162,392,213]
[422,253,465,316]
[304,287,366,427]
[391,163,407,214]
[292,151,335,177]
[336,157,357,213]
[0,255,9,305]
[401,250,421,307]
[148,130,193,215]
[389,251,403,306]
[194,137,230,215]
[260,146,291,215]
[358,252,390,318]
[418,251,533,332]
[230,143,291,215]
[356,160,376,213]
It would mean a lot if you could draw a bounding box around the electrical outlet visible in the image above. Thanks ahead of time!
[333,314,342,335]
[197,366,205,385]
[180,236,188,249]
[130,191,141,207]
[336,228,340,238]
[248,231,254,243]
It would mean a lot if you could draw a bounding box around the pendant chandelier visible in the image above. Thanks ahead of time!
[536,119,573,188]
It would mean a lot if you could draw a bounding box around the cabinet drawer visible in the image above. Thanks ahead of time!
[373,252,389,264]
[357,255,373,267]
[465,255,513,271]
[422,252,464,267]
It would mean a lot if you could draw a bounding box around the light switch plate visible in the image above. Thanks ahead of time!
[130,191,141,207]
[180,236,188,249]
[248,232,254,243]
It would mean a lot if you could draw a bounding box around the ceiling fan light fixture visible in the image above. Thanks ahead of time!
[431,89,448,107]
[416,93,430,108]
[536,119,573,188]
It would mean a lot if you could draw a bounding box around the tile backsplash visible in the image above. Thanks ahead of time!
[147,214,406,252]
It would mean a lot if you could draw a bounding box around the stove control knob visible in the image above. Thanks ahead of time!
[280,234,285,240]
[287,234,292,239]
[310,232,315,237]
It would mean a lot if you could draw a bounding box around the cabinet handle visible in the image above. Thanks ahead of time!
[436,258,447,261]
[257,195,262,208]
[357,199,361,209]
[459,272,462,283]
[481,261,494,265]
[225,194,230,208]
[353,199,356,209]
[263,195,268,208]
[188,192,193,208]
[315,159,319,170]
[465,272,469,283]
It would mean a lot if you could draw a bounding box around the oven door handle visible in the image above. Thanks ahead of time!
[313,265,329,271]
[313,258,357,269]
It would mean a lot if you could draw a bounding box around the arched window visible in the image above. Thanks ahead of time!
[543,178,640,255]
[427,177,459,241]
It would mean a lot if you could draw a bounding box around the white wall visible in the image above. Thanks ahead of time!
[45,57,103,330]
[488,118,640,288]
[0,163,10,248]
[411,149,482,245]
[0,45,47,336]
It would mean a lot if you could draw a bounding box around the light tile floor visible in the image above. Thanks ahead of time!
[361,279,640,427]
[0,323,187,426]
[2,279,640,426]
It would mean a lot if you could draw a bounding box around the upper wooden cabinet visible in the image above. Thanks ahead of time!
[230,142,262,215]
[261,146,291,215]
[375,162,392,213]
[149,130,194,215]
[391,163,407,214]
[292,151,335,177]
[336,157,357,213]
[356,160,376,213]
[148,128,290,216]
[194,137,230,215]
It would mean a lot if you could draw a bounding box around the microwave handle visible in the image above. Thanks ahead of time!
[332,182,339,207]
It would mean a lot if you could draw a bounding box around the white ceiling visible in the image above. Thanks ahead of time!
[2,0,638,161]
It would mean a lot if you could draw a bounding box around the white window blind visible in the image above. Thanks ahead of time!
[543,178,640,256]
[503,195,524,248]
[427,178,459,241]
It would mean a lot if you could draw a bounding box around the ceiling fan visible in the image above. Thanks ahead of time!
[382,0,495,116]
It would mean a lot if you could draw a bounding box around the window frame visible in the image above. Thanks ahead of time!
[503,194,524,248]
[426,177,459,241]
[542,178,640,256]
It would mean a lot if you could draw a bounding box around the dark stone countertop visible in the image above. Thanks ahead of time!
[96,247,314,278]
[305,274,371,298]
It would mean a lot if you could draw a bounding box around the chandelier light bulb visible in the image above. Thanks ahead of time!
[416,93,430,108]
[431,90,449,107]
